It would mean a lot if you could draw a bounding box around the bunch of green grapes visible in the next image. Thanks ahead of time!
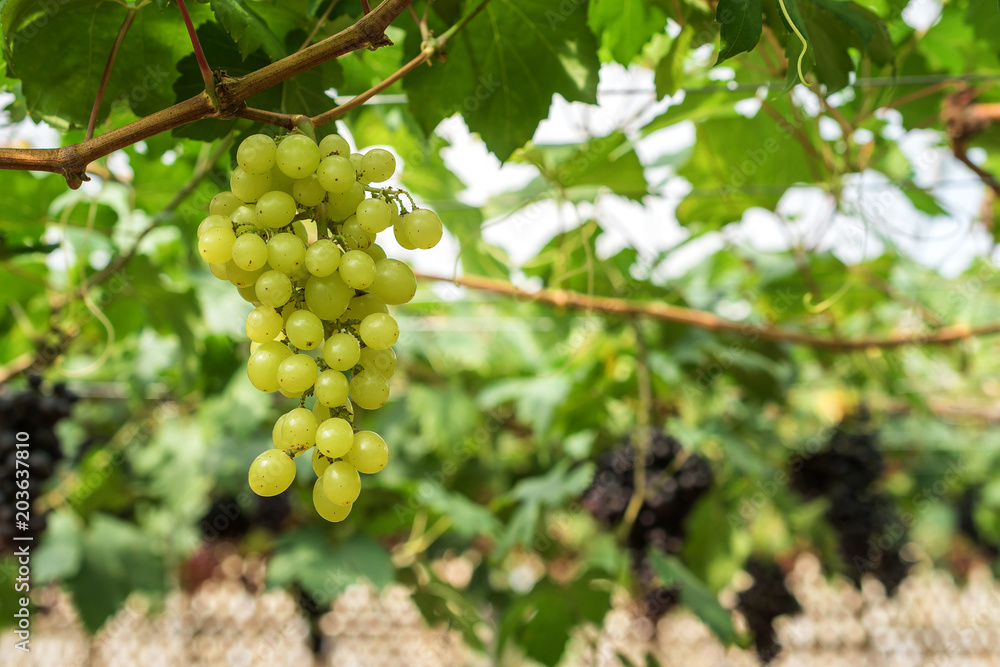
[196,131,442,522]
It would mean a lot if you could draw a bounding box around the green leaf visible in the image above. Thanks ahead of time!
[647,551,740,646]
[810,0,875,47]
[675,108,819,230]
[497,574,611,666]
[2,0,211,128]
[209,0,286,60]
[267,529,394,605]
[715,0,762,64]
[508,459,596,506]
[588,0,668,64]
[64,515,167,632]
[655,25,695,98]
[904,188,948,216]
[32,509,84,583]
[404,0,600,161]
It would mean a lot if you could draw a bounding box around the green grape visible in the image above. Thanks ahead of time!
[322,460,361,505]
[231,166,272,202]
[238,134,277,175]
[286,310,324,350]
[237,284,260,305]
[280,302,299,326]
[199,226,237,264]
[304,272,351,320]
[256,191,297,229]
[293,174,327,206]
[350,370,389,410]
[319,134,350,158]
[272,413,288,448]
[230,204,258,227]
[312,448,332,477]
[393,218,417,250]
[316,155,356,195]
[356,198,392,233]
[361,148,396,183]
[323,333,361,371]
[346,431,388,474]
[364,243,387,262]
[248,450,296,497]
[267,233,306,274]
[315,417,354,459]
[289,263,312,287]
[341,213,375,250]
[359,346,396,378]
[281,407,318,453]
[270,165,297,195]
[313,479,352,522]
[231,233,268,271]
[369,258,416,305]
[329,183,367,222]
[226,260,266,288]
[348,152,364,175]
[208,262,229,281]
[248,341,292,392]
[313,399,331,423]
[344,293,388,323]
[198,214,231,237]
[276,134,321,179]
[277,354,318,394]
[255,270,293,308]
[210,192,242,218]
[279,386,304,399]
[339,250,376,289]
[305,239,342,277]
[291,220,310,244]
[359,312,399,350]
[246,306,283,343]
[314,369,349,407]
[401,209,443,249]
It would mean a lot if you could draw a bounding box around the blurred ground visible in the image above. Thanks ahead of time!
[2,552,999,667]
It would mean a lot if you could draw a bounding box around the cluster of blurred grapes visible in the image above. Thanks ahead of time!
[0,376,75,551]
[582,430,712,619]
[789,413,910,594]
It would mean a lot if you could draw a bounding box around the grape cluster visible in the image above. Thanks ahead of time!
[582,431,713,619]
[789,414,910,594]
[0,376,76,551]
[196,132,442,522]
[736,558,801,664]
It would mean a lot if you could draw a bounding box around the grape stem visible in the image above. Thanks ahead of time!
[0,0,415,188]
[177,0,215,99]
[85,7,140,142]
[411,272,1000,351]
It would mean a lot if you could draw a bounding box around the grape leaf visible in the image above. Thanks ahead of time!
[715,0,762,64]
[267,529,394,605]
[209,0,286,60]
[1,0,211,128]
[588,0,668,64]
[648,551,741,646]
[404,0,600,161]
[655,24,695,98]
[497,574,610,666]
[675,108,819,230]
[64,515,167,632]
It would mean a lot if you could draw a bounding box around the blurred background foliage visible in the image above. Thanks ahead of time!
[2,0,1000,663]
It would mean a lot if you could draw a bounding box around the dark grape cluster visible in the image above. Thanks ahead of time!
[582,430,713,620]
[789,413,910,594]
[199,492,292,540]
[0,376,76,552]
[956,486,999,558]
[737,558,801,664]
